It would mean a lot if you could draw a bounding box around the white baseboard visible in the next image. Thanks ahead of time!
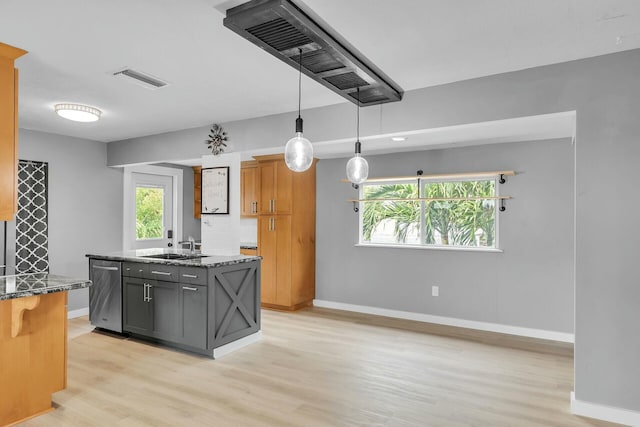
[313,299,574,343]
[212,331,262,359]
[571,392,640,426]
[67,307,89,319]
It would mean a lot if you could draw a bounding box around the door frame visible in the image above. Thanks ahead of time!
[123,164,183,251]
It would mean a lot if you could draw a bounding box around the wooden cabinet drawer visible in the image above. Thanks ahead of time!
[147,264,179,282]
[179,267,208,285]
[123,262,148,278]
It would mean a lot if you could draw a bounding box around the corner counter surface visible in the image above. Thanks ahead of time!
[0,272,92,301]
[85,248,261,267]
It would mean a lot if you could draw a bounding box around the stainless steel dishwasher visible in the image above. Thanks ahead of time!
[89,259,123,333]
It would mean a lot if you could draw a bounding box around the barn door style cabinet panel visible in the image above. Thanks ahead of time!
[0,42,26,221]
[254,154,316,310]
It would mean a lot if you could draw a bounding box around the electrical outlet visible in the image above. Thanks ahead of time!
[432,286,439,297]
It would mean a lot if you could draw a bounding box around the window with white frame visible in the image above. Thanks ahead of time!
[360,176,499,249]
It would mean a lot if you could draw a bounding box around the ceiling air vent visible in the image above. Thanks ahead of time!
[112,68,169,90]
[223,0,403,106]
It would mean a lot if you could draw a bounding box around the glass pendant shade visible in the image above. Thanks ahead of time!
[346,152,369,184]
[285,49,313,172]
[285,132,313,172]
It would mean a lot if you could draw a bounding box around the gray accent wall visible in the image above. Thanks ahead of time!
[107,49,640,414]
[316,139,574,333]
[18,129,123,311]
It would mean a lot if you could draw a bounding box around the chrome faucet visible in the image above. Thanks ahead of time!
[178,238,196,254]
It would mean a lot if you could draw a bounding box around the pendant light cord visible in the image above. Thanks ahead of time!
[298,48,302,119]
[356,87,360,141]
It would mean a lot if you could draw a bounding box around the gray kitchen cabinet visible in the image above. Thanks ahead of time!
[88,253,261,358]
[123,263,206,348]
[150,280,180,340]
[179,283,208,349]
[123,277,180,340]
[123,277,152,335]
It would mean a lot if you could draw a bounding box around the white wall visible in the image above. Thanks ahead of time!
[200,153,240,255]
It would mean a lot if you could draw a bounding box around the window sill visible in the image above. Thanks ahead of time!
[355,243,503,253]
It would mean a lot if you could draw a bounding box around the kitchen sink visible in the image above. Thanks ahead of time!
[141,253,206,260]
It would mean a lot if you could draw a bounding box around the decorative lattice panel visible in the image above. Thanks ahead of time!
[15,160,49,274]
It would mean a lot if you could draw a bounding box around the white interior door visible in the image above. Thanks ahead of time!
[130,172,173,250]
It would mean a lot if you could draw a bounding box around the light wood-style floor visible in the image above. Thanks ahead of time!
[19,308,617,427]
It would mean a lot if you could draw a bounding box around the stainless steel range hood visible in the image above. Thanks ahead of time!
[223,0,404,106]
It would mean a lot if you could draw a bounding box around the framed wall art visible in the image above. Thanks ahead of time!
[201,166,229,214]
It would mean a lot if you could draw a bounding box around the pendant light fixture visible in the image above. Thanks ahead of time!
[284,49,313,172]
[346,87,369,184]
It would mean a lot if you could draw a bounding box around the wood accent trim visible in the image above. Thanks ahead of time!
[261,300,313,311]
[193,166,202,219]
[0,42,27,60]
[252,154,284,162]
[13,69,18,213]
[241,160,258,168]
[342,170,516,183]
[10,295,41,337]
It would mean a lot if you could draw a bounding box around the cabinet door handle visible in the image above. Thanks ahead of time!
[182,274,198,279]
[147,284,153,302]
[151,270,172,276]
[273,199,276,212]
[182,286,198,291]
[143,283,148,302]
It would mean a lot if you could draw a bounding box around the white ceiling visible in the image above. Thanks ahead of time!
[0,0,638,146]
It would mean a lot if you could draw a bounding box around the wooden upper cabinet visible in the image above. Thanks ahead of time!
[256,156,292,215]
[192,166,201,219]
[258,160,275,215]
[241,161,258,217]
[0,42,27,221]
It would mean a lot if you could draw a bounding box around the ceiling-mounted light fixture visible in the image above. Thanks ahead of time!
[54,103,101,122]
[284,48,313,172]
[346,87,368,184]
[392,136,407,142]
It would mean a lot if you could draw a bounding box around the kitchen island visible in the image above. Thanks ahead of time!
[0,273,91,426]
[86,249,261,359]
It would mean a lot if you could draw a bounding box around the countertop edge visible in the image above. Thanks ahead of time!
[86,253,261,268]
[0,279,91,301]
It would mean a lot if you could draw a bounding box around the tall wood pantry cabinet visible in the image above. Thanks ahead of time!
[0,42,27,221]
[254,154,316,310]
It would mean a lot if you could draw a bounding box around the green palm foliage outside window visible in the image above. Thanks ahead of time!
[362,179,496,248]
[136,187,164,239]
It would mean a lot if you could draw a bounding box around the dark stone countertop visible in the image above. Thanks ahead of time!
[86,248,261,268]
[0,272,92,301]
[240,242,258,250]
